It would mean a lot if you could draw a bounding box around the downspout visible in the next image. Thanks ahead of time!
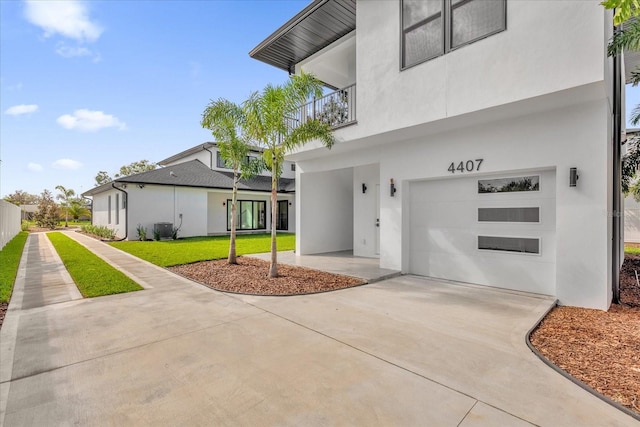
[111,183,128,241]
[203,145,215,169]
[612,23,622,304]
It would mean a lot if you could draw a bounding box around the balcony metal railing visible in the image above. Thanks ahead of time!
[288,83,356,130]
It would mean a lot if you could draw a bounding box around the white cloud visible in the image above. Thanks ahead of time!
[52,158,83,170]
[24,0,103,43]
[5,104,39,116]
[27,162,43,172]
[55,43,91,58]
[57,109,126,132]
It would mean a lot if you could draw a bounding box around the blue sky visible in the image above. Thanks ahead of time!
[1,0,639,198]
[0,0,307,197]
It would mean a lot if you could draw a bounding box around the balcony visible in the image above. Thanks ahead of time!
[290,84,356,130]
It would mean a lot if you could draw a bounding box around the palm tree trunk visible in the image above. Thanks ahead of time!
[269,162,278,278]
[229,171,238,264]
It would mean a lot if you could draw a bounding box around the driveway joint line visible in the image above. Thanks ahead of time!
[457,401,478,427]
[0,311,265,385]
[239,298,539,427]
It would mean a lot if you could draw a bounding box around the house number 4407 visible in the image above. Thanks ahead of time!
[448,159,483,174]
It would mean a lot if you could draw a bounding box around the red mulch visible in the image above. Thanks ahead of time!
[169,256,364,295]
[530,254,640,415]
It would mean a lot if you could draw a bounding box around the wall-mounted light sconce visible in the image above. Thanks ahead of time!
[121,184,127,189]
[222,202,226,206]
[390,179,397,197]
[289,202,292,206]
[569,167,579,187]
[137,184,145,189]
[362,183,367,194]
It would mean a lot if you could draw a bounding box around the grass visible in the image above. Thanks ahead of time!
[625,246,640,255]
[48,232,143,297]
[110,233,296,267]
[0,232,29,303]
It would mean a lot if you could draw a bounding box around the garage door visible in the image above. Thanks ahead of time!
[408,170,556,295]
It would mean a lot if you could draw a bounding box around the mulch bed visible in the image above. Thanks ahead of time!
[530,255,640,416]
[169,256,365,296]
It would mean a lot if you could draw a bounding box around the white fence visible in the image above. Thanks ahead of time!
[0,200,21,250]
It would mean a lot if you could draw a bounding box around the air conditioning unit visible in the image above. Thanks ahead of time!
[154,223,173,239]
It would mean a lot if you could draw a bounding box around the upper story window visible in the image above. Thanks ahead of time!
[216,151,228,169]
[401,0,506,69]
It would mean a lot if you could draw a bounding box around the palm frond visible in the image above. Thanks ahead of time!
[608,19,640,56]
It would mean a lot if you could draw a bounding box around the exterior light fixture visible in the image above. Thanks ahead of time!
[222,202,226,206]
[390,178,397,197]
[569,167,579,187]
[362,183,367,194]
[138,184,145,189]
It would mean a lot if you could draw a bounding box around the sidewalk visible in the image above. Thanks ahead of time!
[1,231,637,426]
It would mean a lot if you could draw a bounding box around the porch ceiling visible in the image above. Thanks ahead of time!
[249,0,356,73]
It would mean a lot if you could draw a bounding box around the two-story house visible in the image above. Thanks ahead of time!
[82,142,296,240]
[250,0,632,310]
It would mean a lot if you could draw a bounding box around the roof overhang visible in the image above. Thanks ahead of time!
[249,0,356,73]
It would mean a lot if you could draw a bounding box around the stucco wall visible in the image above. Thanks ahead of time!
[353,164,379,257]
[297,98,611,309]
[297,167,353,254]
[0,200,21,250]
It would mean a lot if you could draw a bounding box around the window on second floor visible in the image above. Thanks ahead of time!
[401,0,506,69]
[216,151,228,169]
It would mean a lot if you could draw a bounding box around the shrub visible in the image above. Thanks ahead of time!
[153,228,161,241]
[136,224,147,241]
[34,190,59,229]
[172,226,179,240]
[80,224,116,240]
[21,220,30,231]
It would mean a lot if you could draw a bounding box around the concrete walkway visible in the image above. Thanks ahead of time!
[0,232,637,426]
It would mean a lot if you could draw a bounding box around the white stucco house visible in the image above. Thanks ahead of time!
[82,143,296,240]
[250,0,636,310]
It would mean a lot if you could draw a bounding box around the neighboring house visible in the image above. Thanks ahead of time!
[624,128,640,242]
[82,143,296,240]
[250,0,636,310]
[19,204,38,221]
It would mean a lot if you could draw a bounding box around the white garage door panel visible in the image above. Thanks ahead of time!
[409,170,556,295]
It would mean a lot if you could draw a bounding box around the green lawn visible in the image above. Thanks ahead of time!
[625,246,640,255]
[0,232,29,303]
[48,232,143,297]
[110,233,295,267]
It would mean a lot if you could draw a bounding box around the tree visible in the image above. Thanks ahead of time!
[201,99,262,264]
[3,190,39,206]
[94,171,112,187]
[94,160,157,187]
[67,198,91,220]
[602,0,640,25]
[55,185,76,227]
[34,190,59,229]
[115,160,157,178]
[243,71,335,277]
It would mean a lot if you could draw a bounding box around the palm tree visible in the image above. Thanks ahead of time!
[243,71,335,278]
[67,198,91,221]
[55,185,76,227]
[201,99,260,264]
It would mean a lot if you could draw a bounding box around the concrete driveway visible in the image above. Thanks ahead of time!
[0,232,636,426]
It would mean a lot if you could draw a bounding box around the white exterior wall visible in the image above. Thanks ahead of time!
[297,167,353,254]
[91,188,127,238]
[624,195,640,243]
[353,164,379,257]
[297,98,611,309]
[0,200,21,250]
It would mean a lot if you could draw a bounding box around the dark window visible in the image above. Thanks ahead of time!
[291,163,296,172]
[478,207,539,222]
[227,200,266,231]
[478,176,539,194]
[277,200,288,230]
[216,151,227,169]
[122,193,127,209]
[115,194,120,225]
[478,236,539,254]
[401,0,506,69]
[107,195,112,224]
